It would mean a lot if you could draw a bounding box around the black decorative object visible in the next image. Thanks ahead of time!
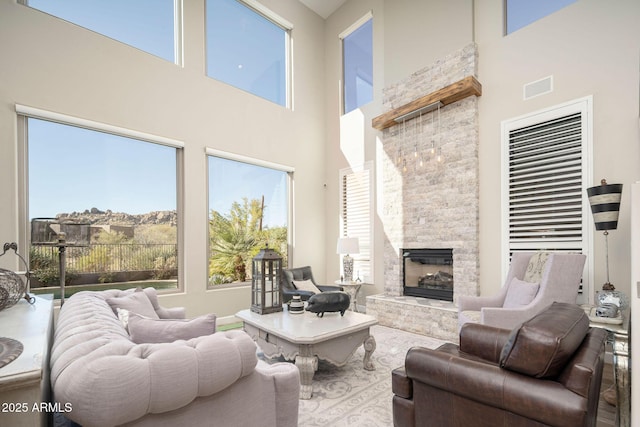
[0,242,35,311]
[305,291,350,317]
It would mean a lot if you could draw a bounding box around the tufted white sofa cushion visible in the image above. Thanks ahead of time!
[50,289,263,427]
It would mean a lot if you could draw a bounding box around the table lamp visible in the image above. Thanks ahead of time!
[586,179,628,310]
[337,237,359,283]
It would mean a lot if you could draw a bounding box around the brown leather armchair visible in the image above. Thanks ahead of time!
[392,302,607,427]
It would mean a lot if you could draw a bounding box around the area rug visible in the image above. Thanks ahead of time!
[285,325,446,427]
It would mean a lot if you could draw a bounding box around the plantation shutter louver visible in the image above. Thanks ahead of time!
[508,112,584,253]
[340,163,372,283]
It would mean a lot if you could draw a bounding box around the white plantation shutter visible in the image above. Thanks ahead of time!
[502,97,592,300]
[508,112,584,250]
[340,162,373,282]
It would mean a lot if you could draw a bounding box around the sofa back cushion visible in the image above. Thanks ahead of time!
[499,302,589,378]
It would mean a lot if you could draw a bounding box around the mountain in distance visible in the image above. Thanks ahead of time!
[55,207,177,227]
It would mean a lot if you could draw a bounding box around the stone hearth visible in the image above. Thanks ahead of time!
[366,43,480,343]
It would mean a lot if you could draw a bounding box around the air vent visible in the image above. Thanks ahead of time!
[523,75,553,100]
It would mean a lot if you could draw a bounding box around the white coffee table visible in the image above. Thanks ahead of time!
[236,306,378,399]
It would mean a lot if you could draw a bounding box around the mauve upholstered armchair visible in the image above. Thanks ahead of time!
[457,252,586,331]
[392,302,607,427]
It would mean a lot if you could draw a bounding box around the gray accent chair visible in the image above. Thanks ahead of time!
[458,252,587,331]
[281,266,342,302]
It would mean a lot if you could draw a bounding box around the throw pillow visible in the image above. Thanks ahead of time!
[106,289,159,319]
[523,252,550,283]
[126,311,217,344]
[499,302,589,378]
[293,279,321,294]
[502,277,540,308]
[117,308,131,331]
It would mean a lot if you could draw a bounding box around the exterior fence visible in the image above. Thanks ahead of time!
[31,243,177,274]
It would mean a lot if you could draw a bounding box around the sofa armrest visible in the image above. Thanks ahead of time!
[458,323,511,363]
[255,361,300,427]
[480,304,546,330]
[457,294,504,312]
[392,367,412,399]
[404,346,589,426]
[53,330,259,427]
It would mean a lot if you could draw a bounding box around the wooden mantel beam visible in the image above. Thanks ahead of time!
[371,76,482,130]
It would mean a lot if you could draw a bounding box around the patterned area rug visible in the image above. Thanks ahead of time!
[283,325,446,427]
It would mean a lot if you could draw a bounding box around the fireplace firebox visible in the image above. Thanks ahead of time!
[402,248,453,301]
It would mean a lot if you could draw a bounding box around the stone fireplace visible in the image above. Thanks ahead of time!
[403,248,453,301]
[366,44,480,342]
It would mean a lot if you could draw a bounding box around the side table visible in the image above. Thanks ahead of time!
[589,308,630,427]
[335,281,361,312]
[0,294,54,427]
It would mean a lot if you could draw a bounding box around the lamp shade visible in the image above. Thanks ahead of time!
[337,237,359,255]
[586,179,623,230]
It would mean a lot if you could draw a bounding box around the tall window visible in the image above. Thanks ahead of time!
[341,14,373,114]
[206,0,291,107]
[505,0,577,34]
[207,152,291,287]
[20,108,181,299]
[501,97,592,300]
[340,162,373,283]
[24,0,178,63]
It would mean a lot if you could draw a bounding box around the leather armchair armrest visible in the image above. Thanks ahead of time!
[459,323,511,363]
[392,367,412,399]
[317,285,342,292]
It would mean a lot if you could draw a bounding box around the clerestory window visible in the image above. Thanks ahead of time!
[23,0,179,63]
[341,13,373,114]
[206,0,291,107]
[505,0,577,35]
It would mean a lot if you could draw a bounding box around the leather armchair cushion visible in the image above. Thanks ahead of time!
[500,302,589,378]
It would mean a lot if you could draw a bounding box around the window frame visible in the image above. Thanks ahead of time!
[500,96,593,303]
[339,161,374,283]
[16,104,185,295]
[339,11,373,115]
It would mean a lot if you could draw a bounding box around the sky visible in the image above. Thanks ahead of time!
[26,0,288,228]
[24,0,572,226]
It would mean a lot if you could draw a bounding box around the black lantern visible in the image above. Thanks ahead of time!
[251,246,283,315]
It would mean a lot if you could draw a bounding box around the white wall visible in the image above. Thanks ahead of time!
[325,0,640,307]
[0,0,326,318]
[475,0,640,300]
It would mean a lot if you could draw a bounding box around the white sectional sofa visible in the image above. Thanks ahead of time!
[50,288,300,427]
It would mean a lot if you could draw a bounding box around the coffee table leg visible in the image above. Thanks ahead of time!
[295,355,318,399]
[363,335,376,371]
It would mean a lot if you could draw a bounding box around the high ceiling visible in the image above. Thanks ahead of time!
[298,0,347,19]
